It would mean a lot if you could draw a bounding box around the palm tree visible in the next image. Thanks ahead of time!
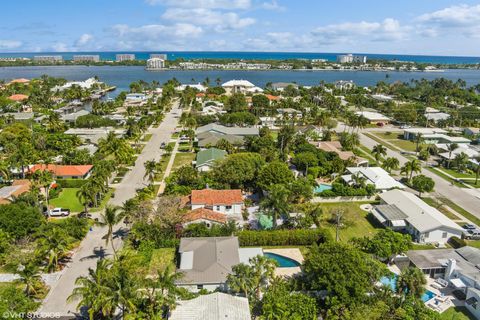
[414,134,424,154]
[32,170,54,209]
[97,206,124,258]
[144,264,183,318]
[144,159,160,183]
[396,267,426,299]
[249,255,277,300]
[226,263,254,298]
[446,143,458,168]
[474,157,480,185]
[401,159,422,182]
[454,152,469,172]
[260,184,290,229]
[371,144,387,163]
[37,227,70,272]
[382,157,400,173]
[77,183,95,214]
[17,263,42,297]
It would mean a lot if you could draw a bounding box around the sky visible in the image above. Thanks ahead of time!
[1,0,480,56]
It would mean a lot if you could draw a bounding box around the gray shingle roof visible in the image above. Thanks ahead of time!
[196,123,259,136]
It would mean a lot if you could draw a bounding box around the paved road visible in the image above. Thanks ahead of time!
[344,124,480,220]
[39,102,181,317]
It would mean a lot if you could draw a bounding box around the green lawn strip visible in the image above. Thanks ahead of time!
[318,202,381,242]
[171,132,180,139]
[440,167,476,179]
[466,240,480,249]
[142,133,153,142]
[158,154,172,175]
[421,198,462,220]
[425,167,465,188]
[364,132,401,152]
[172,152,196,171]
[148,248,176,276]
[435,197,480,227]
[411,243,437,250]
[439,306,476,320]
[50,188,84,212]
[463,180,480,188]
[369,131,403,140]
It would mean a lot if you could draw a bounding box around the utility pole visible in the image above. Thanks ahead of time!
[335,209,344,242]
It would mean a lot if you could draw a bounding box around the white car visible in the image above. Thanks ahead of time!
[49,208,70,217]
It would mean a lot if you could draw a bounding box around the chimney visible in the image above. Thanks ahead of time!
[444,259,457,281]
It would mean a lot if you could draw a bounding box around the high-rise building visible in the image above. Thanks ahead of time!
[146,58,165,70]
[73,55,100,62]
[33,55,63,63]
[336,54,367,64]
[150,53,167,60]
[116,53,135,62]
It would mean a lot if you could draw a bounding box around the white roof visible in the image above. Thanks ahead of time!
[403,127,447,135]
[170,293,251,320]
[371,94,393,101]
[379,190,463,233]
[355,111,390,121]
[176,83,207,92]
[222,80,255,88]
[344,167,405,190]
[246,86,264,93]
[425,112,450,121]
[439,146,479,159]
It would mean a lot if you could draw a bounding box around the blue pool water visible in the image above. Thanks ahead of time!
[314,183,332,193]
[380,275,436,302]
[264,252,301,268]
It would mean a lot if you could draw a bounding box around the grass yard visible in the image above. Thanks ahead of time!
[90,188,114,212]
[142,133,153,142]
[367,132,418,152]
[370,131,403,140]
[421,198,461,220]
[440,167,476,179]
[172,152,196,171]
[440,306,475,320]
[466,240,480,249]
[158,154,172,175]
[318,202,381,242]
[435,196,480,227]
[50,188,84,213]
[148,248,176,276]
[426,167,465,188]
[464,180,480,188]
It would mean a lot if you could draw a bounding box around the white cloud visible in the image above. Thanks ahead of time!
[75,33,93,47]
[51,42,68,52]
[0,40,22,50]
[162,8,255,31]
[145,0,251,9]
[262,0,285,12]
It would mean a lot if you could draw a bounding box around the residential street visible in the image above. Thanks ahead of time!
[39,102,181,317]
[348,125,480,220]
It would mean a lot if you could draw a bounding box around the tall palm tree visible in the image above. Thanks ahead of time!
[77,183,94,213]
[401,159,422,182]
[474,157,480,185]
[396,267,426,299]
[250,255,277,300]
[226,263,254,298]
[144,159,160,183]
[454,152,469,172]
[414,134,424,154]
[17,263,42,297]
[446,143,458,168]
[144,264,183,318]
[260,184,290,229]
[37,227,70,272]
[371,144,387,163]
[382,157,400,173]
[32,170,54,209]
[97,206,124,258]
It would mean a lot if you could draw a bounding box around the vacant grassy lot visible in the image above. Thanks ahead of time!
[50,188,83,212]
[149,248,176,276]
[172,152,196,171]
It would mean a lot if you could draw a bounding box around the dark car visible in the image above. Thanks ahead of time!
[462,224,476,230]
[160,142,166,149]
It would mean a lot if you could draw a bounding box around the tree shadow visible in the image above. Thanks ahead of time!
[79,246,108,261]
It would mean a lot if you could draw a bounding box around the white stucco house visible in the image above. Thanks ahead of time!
[190,189,244,215]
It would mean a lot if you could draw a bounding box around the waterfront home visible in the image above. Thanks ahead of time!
[190,189,243,215]
[355,111,390,125]
[175,237,262,292]
[373,190,463,244]
[52,77,101,91]
[0,180,31,204]
[170,292,251,320]
[342,167,405,191]
[27,164,93,179]
[221,80,256,94]
[195,123,259,137]
[176,83,207,92]
[182,208,227,228]
[125,93,148,105]
[334,80,356,90]
[270,82,298,92]
[194,148,227,172]
[7,78,30,85]
[314,141,368,166]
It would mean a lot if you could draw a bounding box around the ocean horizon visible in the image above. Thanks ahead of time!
[1,51,480,65]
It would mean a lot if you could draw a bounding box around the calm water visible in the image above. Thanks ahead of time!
[1,66,480,94]
[380,276,436,302]
[1,51,480,64]
[264,252,300,267]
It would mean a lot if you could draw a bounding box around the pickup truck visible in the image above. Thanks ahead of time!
[48,208,70,217]
[464,229,480,240]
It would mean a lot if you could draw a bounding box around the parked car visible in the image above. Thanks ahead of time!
[400,125,411,129]
[160,142,166,149]
[464,229,480,240]
[462,224,477,230]
[49,208,70,217]
[78,212,92,219]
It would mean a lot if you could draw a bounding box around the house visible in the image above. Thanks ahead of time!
[315,141,368,166]
[194,148,227,172]
[402,128,447,141]
[355,111,390,125]
[425,112,450,123]
[259,117,277,129]
[52,78,100,91]
[61,110,90,123]
[437,144,479,164]
[373,190,463,244]
[222,80,256,94]
[125,93,147,104]
[191,189,243,215]
[3,112,34,121]
[195,123,259,137]
[0,180,31,204]
[28,164,93,179]
[176,83,207,92]
[170,292,250,320]
[277,108,303,119]
[196,132,244,148]
[464,127,480,137]
[270,82,298,92]
[64,127,126,145]
[182,208,227,227]
[8,78,30,85]
[335,80,356,90]
[176,237,262,292]
[342,167,405,190]
[371,94,394,102]
[8,94,29,102]
[201,102,226,116]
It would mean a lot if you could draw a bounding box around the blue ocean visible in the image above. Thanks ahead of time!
[1,51,480,64]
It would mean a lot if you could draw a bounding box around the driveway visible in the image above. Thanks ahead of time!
[39,102,182,316]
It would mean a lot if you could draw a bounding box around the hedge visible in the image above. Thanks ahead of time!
[55,179,88,188]
[236,229,331,246]
[448,236,466,249]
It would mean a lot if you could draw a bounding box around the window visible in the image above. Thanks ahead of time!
[226,205,232,210]
[215,206,220,211]
[442,232,448,238]
[197,285,203,290]
[424,232,430,238]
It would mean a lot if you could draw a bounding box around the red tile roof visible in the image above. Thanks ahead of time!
[9,78,30,84]
[8,94,29,101]
[28,164,93,177]
[191,189,243,206]
[196,93,205,97]
[183,208,227,224]
[265,94,280,101]
[0,180,31,204]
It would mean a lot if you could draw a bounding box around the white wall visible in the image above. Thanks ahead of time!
[178,283,225,293]
[192,203,242,215]
[420,228,463,244]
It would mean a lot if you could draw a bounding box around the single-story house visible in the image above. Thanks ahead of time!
[270,82,298,92]
[182,208,227,227]
[3,112,34,121]
[425,112,450,123]
[169,292,251,320]
[194,147,227,172]
[28,164,93,179]
[403,128,447,140]
[222,80,256,94]
[335,80,356,90]
[190,189,243,215]
[371,94,394,102]
[342,167,405,190]
[8,78,30,85]
[421,134,471,145]
[259,117,277,129]
[0,180,31,204]
[437,144,479,162]
[373,190,463,244]
[176,237,262,292]
[196,132,244,148]
[8,94,29,102]
[195,123,259,137]
[315,141,368,166]
[277,108,303,119]
[64,127,126,145]
[355,111,390,125]
[61,110,90,123]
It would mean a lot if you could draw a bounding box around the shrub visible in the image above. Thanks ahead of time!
[237,229,331,246]
[448,236,466,248]
[55,179,88,188]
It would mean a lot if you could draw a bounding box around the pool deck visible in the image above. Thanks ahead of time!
[263,248,304,277]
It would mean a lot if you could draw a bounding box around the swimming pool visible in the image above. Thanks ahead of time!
[314,183,332,193]
[264,252,301,267]
[379,275,436,302]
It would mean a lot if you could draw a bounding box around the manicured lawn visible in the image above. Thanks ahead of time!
[441,168,476,179]
[142,133,153,142]
[318,202,381,242]
[421,198,460,220]
[172,152,196,171]
[367,132,418,152]
[440,306,475,320]
[466,240,480,249]
[371,131,403,140]
[158,154,172,175]
[426,167,465,188]
[464,180,480,188]
[149,248,176,276]
[50,188,84,213]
